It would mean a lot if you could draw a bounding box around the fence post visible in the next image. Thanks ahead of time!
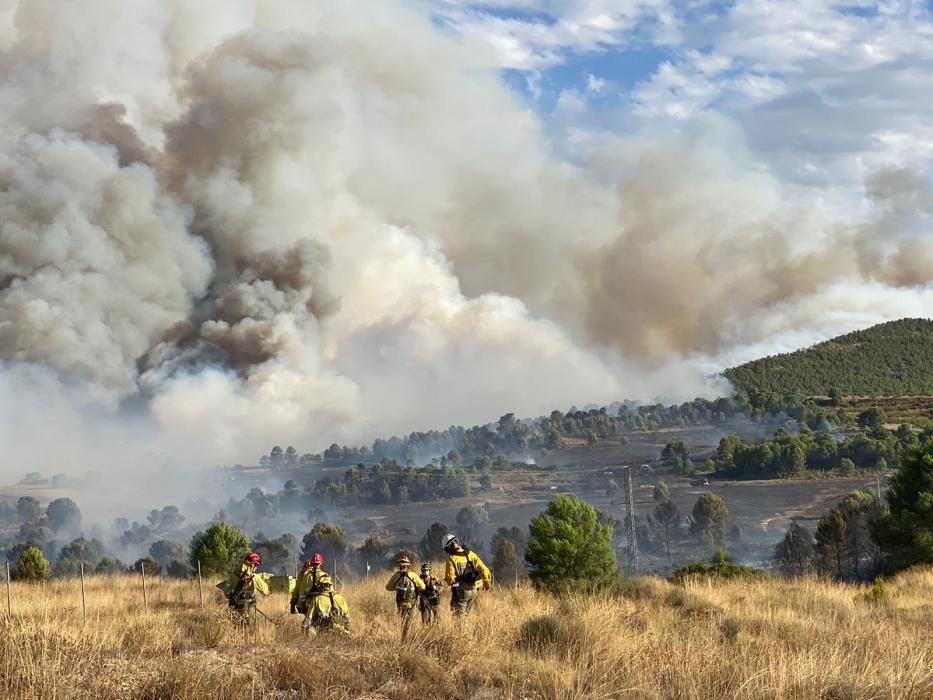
[140,561,148,612]
[197,560,203,610]
[6,562,11,616]
[80,562,87,625]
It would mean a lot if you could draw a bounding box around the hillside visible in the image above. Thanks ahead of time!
[3,571,932,698]
[724,318,933,396]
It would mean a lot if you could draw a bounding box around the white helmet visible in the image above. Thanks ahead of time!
[442,533,457,549]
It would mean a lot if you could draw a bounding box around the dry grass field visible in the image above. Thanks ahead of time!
[1,567,931,699]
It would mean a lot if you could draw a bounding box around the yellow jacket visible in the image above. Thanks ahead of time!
[226,562,270,595]
[444,548,491,589]
[311,590,350,620]
[297,567,333,600]
[386,569,426,592]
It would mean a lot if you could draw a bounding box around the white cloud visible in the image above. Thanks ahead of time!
[609,0,933,205]
[585,72,606,93]
[432,0,676,69]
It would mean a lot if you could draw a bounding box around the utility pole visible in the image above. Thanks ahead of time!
[622,465,638,577]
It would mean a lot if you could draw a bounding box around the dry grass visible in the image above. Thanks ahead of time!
[1,567,931,699]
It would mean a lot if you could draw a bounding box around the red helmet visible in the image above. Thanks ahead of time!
[310,553,324,566]
[303,559,313,570]
[245,552,261,565]
[396,554,411,566]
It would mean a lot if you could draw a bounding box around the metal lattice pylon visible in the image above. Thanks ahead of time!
[621,465,638,576]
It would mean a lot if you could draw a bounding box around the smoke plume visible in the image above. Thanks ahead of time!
[0,0,931,474]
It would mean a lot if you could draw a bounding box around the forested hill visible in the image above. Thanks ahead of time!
[723,318,933,396]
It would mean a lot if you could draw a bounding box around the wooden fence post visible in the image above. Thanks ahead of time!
[197,560,204,610]
[140,561,148,612]
[6,562,11,616]
[80,562,87,625]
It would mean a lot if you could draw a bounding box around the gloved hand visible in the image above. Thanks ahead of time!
[482,581,490,591]
[290,603,297,614]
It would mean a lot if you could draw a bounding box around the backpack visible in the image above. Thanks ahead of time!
[455,550,482,586]
[395,572,417,605]
[421,579,440,603]
[228,569,256,606]
[328,593,350,628]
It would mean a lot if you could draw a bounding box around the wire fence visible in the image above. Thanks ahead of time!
[2,559,213,619]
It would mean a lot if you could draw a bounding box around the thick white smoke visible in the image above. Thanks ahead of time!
[0,0,931,476]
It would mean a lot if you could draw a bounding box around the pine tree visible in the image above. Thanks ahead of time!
[774,522,815,577]
[492,539,522,585]
[525,494,616,592]
[689,493,729,545]
[189,522,250,576]
[872,442,933,571]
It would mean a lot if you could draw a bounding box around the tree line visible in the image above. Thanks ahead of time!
[702,410,928,479]
[253,391,848,471]
[7,436,931,591]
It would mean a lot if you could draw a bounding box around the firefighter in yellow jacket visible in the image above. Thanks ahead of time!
[223,551,270,624]
[418,562,443,625]
[303,579,351,636]
[291,553,330,615]
[386,554,425,638]
[442,534,491,618]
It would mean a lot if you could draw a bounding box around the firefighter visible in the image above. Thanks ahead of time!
[418,562,442,625]
[304,579,351,636]
[443,534,491,618]
[224,551,270,624]
[385,554,425,639]
[293,552,332,615]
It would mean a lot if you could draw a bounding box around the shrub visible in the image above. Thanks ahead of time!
[671,551,766,583]
[721,616,742,642]
[860,577,891,606]
[517,614,587,657]
[15,545,50,581]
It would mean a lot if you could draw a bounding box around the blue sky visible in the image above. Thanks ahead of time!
[430,0,933,203]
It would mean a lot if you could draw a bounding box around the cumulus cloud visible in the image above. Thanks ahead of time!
[628,0,933,188]
[432,0,675,69]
